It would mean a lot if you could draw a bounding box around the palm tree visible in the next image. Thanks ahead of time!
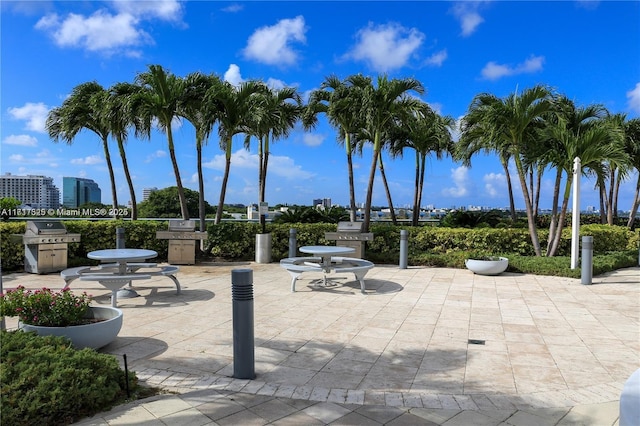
[599,113,632,225]
[135,65,190,220]
[106,82,145,220]
[390,104,455,226]
[46,81,119,211]
[460,85,553,256]
[209,80,265,224]
[624,118,640,229]
[178,72,223,232]
[539,113,627,256]
[534,96,607,252]
[304,75,367,222]
[355,74,425,232]
[245,84,302,203]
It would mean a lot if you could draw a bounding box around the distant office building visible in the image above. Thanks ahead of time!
[62,177,101,208]
[313,198,332,209]
[143,187,158,201]
[0,173,60,209]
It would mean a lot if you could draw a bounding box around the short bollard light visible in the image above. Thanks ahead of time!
[116,227,125,249]
[581,236,593,285]
[231,269,256,379]
[289,228,297,258]
[399,229,408,269]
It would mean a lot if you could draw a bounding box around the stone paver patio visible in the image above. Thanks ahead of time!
[2,262,638,425]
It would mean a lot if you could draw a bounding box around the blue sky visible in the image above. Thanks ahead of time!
[2,0,639,212]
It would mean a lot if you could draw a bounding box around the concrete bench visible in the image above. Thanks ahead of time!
[80,273,151,307]
[61,266,97,288]
[279,256,374,293]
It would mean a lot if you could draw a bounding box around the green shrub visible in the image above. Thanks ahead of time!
[1,330,144,425]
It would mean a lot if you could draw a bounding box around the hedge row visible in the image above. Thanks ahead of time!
[1,221,637,271]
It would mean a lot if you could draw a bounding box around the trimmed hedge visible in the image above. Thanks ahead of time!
[1,220,637,271]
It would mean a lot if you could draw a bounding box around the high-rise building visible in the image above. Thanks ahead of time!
[62,177,101,208]
[313,198,332,209]
[143,187,158,201]
[0,173,60,209]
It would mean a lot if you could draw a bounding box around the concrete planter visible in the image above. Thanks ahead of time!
[20,306,123,349]
[465,257,509,275]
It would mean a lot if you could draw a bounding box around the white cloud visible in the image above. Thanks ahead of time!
[9,154,26,162]
[204,149,314,180]
[71,155,102,165]
[302,133,324,147]
[145,150,167,163]
[425,49,447,67]
[442,166,469,197]
[221,4,244,13]
[112,0,183,22]
[35,11,151,55]
[243,16,306,66]
[346,22,424,72]
[450,2,486,37]
[627,82,640,114]
[224,64,243,85]
[7,102,49,132]
[483,172,506,198]
[3,134,38,147]
[481,55,545,80]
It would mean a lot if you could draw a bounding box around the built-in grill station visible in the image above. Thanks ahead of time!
[20,221,81,274]
[156,220,207,265]
[325,221,374,259]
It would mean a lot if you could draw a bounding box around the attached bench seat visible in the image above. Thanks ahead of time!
[61,264,181,296]
[80,273,151,307]
[279,256,374,293]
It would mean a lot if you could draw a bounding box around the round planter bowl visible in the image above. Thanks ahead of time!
[20,306,123,349]
[465,257,509,276]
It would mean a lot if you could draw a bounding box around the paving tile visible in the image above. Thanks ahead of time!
[303,401,353,423]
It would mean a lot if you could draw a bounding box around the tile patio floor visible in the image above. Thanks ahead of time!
[2,261,638,425]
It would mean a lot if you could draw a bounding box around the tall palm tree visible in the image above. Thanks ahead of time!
[304,75,367,222]
[599,113,632,225]
[209,80,264,224]
[539,114,627,256]
[178,72,223,231]
[534,96,607,252]
[390,105,454,226]
[135,65,190,219]
[46,81,119,211]
[624,118,640,229]
[106,82,144,220]
[245,84,302,203]
[460,85,553,256]
[356,74,425,232]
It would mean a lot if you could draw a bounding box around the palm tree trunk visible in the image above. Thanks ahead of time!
[598,180,607,224]
[346,134,357,222]
[627,176,640,229]
[197,139,206,234]
[548,178,572,257]
[215,138,233,224]
[607,171,615,225]
[258,135,264,202]
[378,155,397,225]
[514,155,542,256]
[116,136,137,220]
[261,134,270,203]
[363,135,381,233]
[546,168,563,254]
[533,165,542,220]
[167,125,189,220]
[412,152,420,226]
[417,153,427,217]
[499,156,517,221]
[101,136,118,216]
[613,173,622,221]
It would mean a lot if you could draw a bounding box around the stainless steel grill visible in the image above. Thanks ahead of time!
[20,221,81,274]
[325,221,373,259]
[156,220,207,265]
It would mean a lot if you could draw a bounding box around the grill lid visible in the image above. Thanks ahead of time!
[336,221,363,233]
[168,219,196,231]
[26,220,68,235]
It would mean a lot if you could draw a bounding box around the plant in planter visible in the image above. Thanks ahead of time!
[465,255,509,275]
[0,286,123,349]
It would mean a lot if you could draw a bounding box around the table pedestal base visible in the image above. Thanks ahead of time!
[117,288,139,299]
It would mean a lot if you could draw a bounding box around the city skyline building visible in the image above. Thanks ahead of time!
[0,173,60,209]
[142,187,158,202]
[62,177,101,208]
